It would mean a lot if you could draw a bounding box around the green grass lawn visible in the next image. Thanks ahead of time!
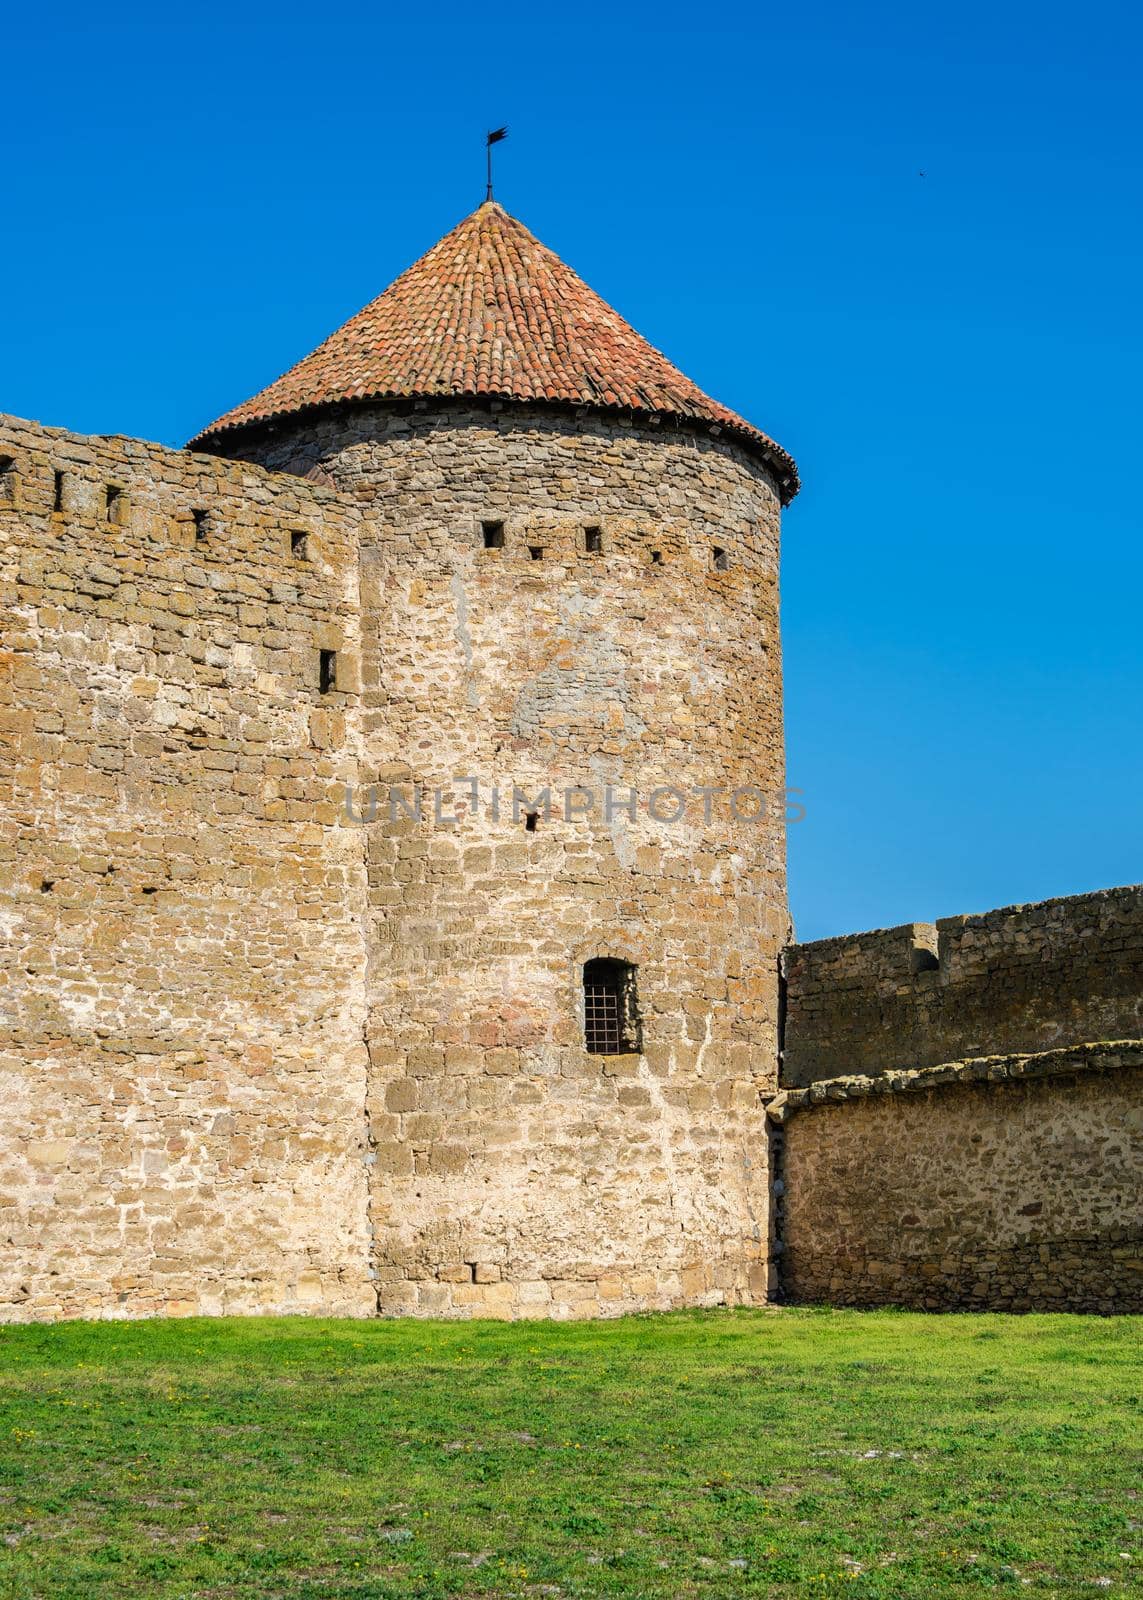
[0,1308,1139,1598]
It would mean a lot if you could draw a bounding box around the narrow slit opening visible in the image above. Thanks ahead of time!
[319,649,337,694]
[481,519,505,549]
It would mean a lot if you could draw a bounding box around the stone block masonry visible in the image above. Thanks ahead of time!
[222,401,790,1320]
[773,1041,1143,1312]
[0,415,374,1321]
[14,191,1137,1327]
[14,194,1138,1325]
[5,402,1139,1324]
[3,385,1139,1321]
[1,399,790,1323]
[782,885,1143,1087]
[4,399,1140,1324]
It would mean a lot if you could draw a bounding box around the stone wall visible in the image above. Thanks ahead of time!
[0,414,374,1321]
[782,886,1143,1086]
[2,397,793,1323]
[15,398,1133,1326]
[214,400,790,1318]
[772,1041,1143,1312]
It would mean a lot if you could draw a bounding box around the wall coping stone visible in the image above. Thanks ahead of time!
[788,883,1143,961]
[764,1039,1143,1123]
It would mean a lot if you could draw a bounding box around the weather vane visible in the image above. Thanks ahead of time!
[485,126,508,202]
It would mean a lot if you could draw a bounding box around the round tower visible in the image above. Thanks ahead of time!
[192,201,799,1318]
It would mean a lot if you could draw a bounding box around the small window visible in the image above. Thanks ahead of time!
[319,649,337,694]
[192,509,210,543]
[53,471,65,513]
[584,525,602,554]
[524,810,539,833]
[583,957,641,1055]
[481,519,505,549]
[291,529,309,559]
[105,486,125,524]
[528,545,544,561]
[712,546,729,572]
[651,550,663,566]
[0,456,15,501]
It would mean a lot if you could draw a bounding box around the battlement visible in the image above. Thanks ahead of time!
[0,411,356,553]
[0,412,364,725]
[782,884,1143,1085]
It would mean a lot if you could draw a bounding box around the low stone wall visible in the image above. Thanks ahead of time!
[782,886,1143,1086]
[773,1042,1143,1313]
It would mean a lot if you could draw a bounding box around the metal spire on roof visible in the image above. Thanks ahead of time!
[485,126,508,202]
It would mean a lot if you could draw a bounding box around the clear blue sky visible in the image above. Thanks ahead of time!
[3,1,1140,940]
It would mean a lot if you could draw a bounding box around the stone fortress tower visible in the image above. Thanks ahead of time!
[7,194,1131,1323]
[190,200,800,1317]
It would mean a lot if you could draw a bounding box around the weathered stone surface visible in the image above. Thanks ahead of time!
[0,414,373,1322]
[226,400,787,1320]
[1,398,788,1322]
[782,887,1143,1087]
[778,1041,1143,1312]
[3,387,1139,1323]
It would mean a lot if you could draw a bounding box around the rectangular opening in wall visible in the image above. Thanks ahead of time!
[53,471,65,513]
[651,550,663,565]
[319,649,337,694]
[481,519,505,549]
[192,508,210,542]
[105,485,125,524]
[524,810,539,833]
[528,545,544,561]
[713,546,729,571]
[583,957,641,1055]
[291,529,309,559]
[0,456,15,501]
[584,525,602,554]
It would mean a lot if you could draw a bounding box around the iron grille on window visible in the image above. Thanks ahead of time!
[583,958,640,1055]
[584,978,621,1054]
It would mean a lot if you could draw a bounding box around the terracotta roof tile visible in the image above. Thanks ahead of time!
[189,202,798,501]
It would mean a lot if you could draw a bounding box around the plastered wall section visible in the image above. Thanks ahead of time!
[222,402,789,1318]
[774,1042,1143,1312]
[782,886,1143,1087]
[0,415,373,1322]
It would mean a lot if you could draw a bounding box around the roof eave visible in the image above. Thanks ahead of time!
[188,391,800,505]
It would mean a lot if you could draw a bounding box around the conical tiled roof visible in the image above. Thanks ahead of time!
[189,201,798,501]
